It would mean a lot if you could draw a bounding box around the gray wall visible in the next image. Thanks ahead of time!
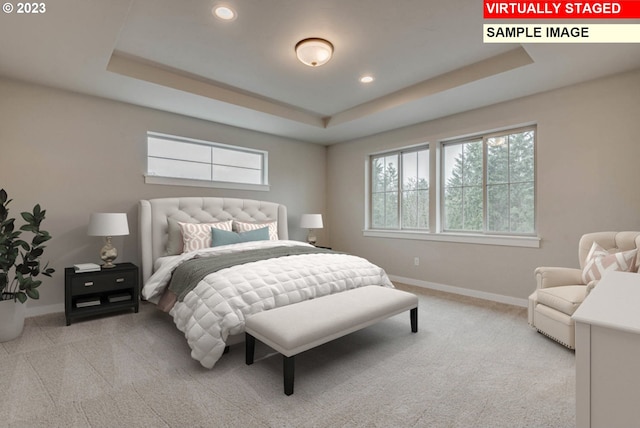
[0,78,327,315]
[3,68,639,315]
[327,68,640,304]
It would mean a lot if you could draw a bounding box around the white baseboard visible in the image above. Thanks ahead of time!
[26,303,64,318]
[388,274,528,308]
[22,278,527,319]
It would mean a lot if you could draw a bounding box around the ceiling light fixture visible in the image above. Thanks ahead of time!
[213,5,237,21]
[295,38,334,67]
[360,75,374,83]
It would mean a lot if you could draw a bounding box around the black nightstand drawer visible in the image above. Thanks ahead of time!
[71,270,136,295]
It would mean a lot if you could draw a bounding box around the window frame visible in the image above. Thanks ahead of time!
[364,125,539,248]
[369,144,430,231]
[144,131,269,191]
[440,126,536,237]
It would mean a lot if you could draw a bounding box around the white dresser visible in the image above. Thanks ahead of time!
[572,271,640,428]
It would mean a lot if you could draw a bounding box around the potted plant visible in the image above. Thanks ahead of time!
[0,188,55,341]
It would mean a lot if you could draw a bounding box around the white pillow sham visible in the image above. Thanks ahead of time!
[234,220,278,240]
[179,220,233,253]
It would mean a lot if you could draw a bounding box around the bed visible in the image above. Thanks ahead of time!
[139,197,394,368]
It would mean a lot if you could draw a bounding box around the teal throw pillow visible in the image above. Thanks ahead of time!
[211,226,270,247]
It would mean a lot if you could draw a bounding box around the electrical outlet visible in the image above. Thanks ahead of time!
[414,257,419,266]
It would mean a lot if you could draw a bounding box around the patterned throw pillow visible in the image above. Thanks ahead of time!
[179,220,233,253]
[581,242,638,283]
[234,220,278,240]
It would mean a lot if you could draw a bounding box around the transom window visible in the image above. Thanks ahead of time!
[145,132,268,190]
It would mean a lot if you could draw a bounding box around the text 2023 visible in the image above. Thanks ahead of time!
[17,2,45,13]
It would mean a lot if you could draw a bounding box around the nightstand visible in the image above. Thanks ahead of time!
[65,262,139,326]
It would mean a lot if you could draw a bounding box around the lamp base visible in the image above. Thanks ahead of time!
[100,237,118,268]
[307,230,317,246]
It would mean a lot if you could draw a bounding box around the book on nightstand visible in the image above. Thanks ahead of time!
[74,263,101,273]
[108,293,132,303]
[76,297,101,308]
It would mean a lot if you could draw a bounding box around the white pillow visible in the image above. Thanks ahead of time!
[581,242,637,283]
[234,220,278,240]
[179,220,233,253]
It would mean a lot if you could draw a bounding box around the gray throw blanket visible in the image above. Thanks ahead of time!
[169,245,336,301]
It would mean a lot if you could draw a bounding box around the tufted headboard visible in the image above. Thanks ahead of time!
[139,197,288,284]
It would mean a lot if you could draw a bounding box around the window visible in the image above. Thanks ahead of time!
[145,132,268,190]
[371,146,429,230]
[442,127,535,235]
[367,126,537,246]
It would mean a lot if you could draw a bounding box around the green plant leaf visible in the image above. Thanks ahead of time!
[33,233,51,246]
[19,224,37,233]
[21,211,35,224]
[28,247,44,259]
[16,264,31,275]
[0,190,52,303]
[16,291,27,303]
[2,218,15,233]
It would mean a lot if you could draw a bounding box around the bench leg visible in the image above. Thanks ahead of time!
[283,355,295,396]
[245,333,255,365]
[410,307,418,333]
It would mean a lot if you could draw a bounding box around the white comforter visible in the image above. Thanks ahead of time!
[142,240,394,368]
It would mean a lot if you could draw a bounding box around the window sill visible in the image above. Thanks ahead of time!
[362,229,540,248]
[144,175,270,192]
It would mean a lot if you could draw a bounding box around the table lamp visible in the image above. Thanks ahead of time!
[87,213,129,268]
[300,214,323,245]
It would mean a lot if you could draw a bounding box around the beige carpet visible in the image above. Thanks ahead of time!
[0,285,575,427]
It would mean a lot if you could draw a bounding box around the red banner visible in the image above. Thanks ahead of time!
[484,1,640,19]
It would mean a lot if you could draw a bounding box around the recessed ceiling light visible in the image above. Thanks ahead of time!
[360,75,375,83]
[213,5,237,21]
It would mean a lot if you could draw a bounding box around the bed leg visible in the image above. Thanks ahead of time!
[410,307,418,333]
[284,355,295,396]
[245,333,255,365]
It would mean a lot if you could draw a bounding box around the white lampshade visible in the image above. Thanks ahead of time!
[87,213,129,237]
[295,38,333,67]
[300,214,323,229]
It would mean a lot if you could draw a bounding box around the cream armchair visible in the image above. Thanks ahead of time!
[528,231,640,349]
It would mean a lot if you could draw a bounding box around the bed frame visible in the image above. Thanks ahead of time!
[138,197,288,284]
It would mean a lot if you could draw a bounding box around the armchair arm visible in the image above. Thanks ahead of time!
[586,280,599,295]
[534,266,584,289]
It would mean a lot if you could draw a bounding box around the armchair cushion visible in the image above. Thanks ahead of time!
[536,285,587,316]
[581,242,637,283]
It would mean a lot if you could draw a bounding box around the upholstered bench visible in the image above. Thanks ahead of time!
[245,285,419,395]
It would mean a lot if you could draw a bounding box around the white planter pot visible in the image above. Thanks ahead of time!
[0,298,26,342]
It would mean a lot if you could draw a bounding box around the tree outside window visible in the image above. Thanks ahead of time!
[402,150,429,229]
[443,128,535,234]
[369,127,534,237]
[371,147,429,230]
